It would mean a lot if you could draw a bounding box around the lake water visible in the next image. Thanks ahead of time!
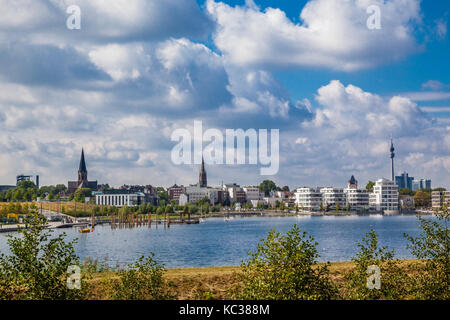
[0,215,430,268]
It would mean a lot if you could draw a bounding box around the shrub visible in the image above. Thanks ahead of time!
[230,224,337,300]
[113,254,175,300]
[0,214,89,300]
[344,229,410,300]
[404,205,449,300]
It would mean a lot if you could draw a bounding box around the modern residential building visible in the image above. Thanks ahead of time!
[179,185,210,204]
[274,191,292,205]
[369,179,399,214]
[119,185,159,206]
[294,187,322,210]
[243,187,263,203]
[264,197,281,207]
[95,190,146,207]
[68,148,98,193]
[234,190,247,205]
[223,183,246,204]
[168,184,185,203]
[320,187,347,209]
[412,179,431,191]
[344,176,369,211]
[16,174,32,184]
[179,185,225,206]
[431,190,450,208]
[16,174,39,188]
[395,172,414,190]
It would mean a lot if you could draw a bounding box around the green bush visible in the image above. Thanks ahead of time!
[344,229,409,300]
[0,214,90,300]
[230,224,337,300]
[113,254,175,300]
[404,206,449,300]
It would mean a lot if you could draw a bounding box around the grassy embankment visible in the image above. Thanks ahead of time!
[87,260,422,300]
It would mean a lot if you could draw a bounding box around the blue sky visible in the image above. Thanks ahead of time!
[0,0,448,189]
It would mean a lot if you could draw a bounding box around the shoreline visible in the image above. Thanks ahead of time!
[0,211,435,234]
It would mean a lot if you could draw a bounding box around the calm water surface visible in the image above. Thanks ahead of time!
[0,215,429,268]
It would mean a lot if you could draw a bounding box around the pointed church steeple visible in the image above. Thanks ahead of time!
[79,148,87,172]
[78,148,88,187]
[199,157,207,187]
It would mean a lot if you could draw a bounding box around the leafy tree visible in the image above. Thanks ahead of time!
[17,180,37,190]
[404,205,449,300]
[164,205,173,214]
[113,254,174,300]
[73,188,92,203]
[55,184,67,195]
[230,225,337,300]
[413,190,431,208]
[13,189,23,202]
[259,180,277,197]
[157,187,168,202]
[0,214,88,300]
[366,181,375,193]
[345,230,409,300]
[282,186,290,192]
[399,188,415,196]
[98,184,112,192]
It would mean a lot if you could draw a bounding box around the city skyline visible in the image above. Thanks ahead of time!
[0,0,448,189]
[2,142,440,192]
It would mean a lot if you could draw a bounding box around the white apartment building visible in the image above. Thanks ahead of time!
[264,197,281,207]
[320,187,347,209]
[432,191,450,208]
[294,187,322,210]
[243,187,263,203]
[344,188,369,210]
[342,175,369,211]
[369,179,399,213]
[179,186,225,206]
[95,191,145,207]
[179,186,214,205]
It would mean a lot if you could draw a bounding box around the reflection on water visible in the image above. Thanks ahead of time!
[0,215,430,268]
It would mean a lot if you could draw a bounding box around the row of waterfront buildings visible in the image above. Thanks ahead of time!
[163,175,400,214]
[80,141,442,213]
[93,138,446,214]
[8,141,443,214]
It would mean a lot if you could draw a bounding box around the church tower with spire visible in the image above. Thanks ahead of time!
[78,148,88,188]
[199,157,207,187]
[67,148,98,194]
